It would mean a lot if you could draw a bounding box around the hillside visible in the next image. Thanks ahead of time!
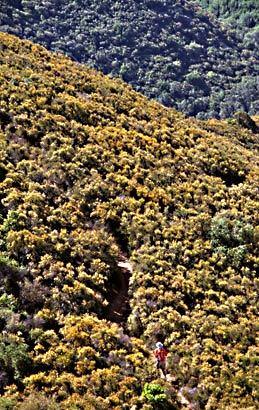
[0,32,258,409]
[0,0,258,119]
[196,0,259,43]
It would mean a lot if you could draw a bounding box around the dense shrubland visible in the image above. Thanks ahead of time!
[0,33,258,409]
[0,0,258,119]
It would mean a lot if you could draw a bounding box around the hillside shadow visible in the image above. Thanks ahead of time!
[104,263,131,324]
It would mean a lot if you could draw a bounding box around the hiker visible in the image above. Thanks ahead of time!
[154,342,169,377]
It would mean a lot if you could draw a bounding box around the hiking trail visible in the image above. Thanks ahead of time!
[105,256,133,323]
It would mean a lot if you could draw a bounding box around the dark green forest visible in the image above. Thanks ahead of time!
[0,0,258,119]
[196,0,259,59]
[0,32,258,409]
[197,0,259,34]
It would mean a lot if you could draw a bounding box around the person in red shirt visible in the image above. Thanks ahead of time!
[154,342,169,376]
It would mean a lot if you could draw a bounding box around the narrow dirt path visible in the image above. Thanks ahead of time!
[105,258,132,324]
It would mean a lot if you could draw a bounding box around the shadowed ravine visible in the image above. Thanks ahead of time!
[105,259,133,323]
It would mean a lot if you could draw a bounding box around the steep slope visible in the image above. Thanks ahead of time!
[197,1,259,38]
[196,0,259,55]
[0,0,258,119]
[0,33,258,409]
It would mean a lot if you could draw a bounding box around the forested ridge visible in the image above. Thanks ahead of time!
[0,0,258,119]
[0,33,258,409]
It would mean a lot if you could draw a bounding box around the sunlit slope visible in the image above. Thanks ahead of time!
[0,33,258,409]
[197,0,258,32]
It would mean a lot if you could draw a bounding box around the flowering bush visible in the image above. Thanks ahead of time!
[0,32,258,409]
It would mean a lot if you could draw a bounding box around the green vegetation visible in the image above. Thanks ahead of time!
[0,0,258,118]
[0,32,258,409]
[196,0,259,55]
[142,383,169,407]
[197,1,259,35]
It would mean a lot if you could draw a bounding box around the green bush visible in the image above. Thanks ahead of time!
[210,216,253,248]
[0,335,31,384]
[210,216,254,267]
[0,397,16,410]
[142,383,167,404]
